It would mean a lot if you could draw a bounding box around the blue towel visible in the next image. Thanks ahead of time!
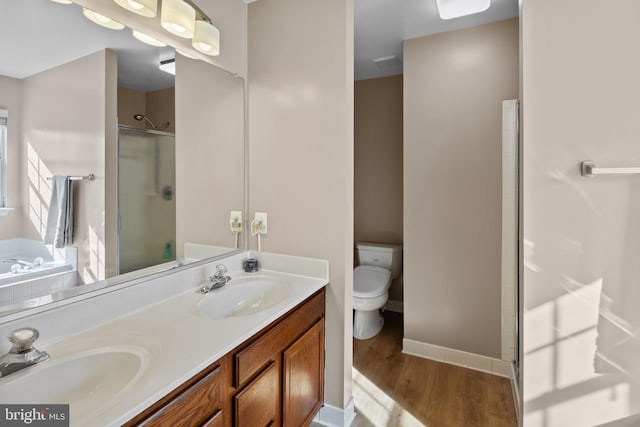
[44,176,73,248]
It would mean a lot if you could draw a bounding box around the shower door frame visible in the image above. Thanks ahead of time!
[116,125,176,275]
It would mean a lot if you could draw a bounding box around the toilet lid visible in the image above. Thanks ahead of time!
[353,266,391,298]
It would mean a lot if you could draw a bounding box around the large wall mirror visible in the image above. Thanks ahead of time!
[0,0,245,318]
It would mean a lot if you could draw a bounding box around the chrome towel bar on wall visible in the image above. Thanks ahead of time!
[46,174,95,181]
[581,161,640,177]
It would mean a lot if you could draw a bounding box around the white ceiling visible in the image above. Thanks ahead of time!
[355,0,519,80]
[0,0,175,92]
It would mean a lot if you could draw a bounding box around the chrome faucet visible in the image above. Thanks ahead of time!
[1,257,44,273]
[200,264,232,294]
[2,258,34,269]
[0,327,49,377]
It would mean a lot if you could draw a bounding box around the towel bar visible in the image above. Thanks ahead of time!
[581,161,640,177]
[46,174,95,181]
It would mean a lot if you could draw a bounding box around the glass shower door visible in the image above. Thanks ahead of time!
[118,126,176,275]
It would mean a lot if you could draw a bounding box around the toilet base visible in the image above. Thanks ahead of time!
[353,309,384,340]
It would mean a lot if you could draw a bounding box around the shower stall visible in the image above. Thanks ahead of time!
[117,126,176,275]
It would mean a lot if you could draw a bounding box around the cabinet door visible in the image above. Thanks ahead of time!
[283,319,325,427]
[234,361,279,427]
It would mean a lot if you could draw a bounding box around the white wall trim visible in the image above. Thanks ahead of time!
[510,362,521,426]
[384,299,403,313]
[313,398,356,427]
[402,338,514,379]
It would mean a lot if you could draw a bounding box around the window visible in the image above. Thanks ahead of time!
[0,109,7,208]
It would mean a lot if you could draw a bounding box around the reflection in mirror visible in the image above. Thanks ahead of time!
[0,0,245,318]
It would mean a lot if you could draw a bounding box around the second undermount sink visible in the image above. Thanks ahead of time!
[0,346,149,423]
[198,275,292,319]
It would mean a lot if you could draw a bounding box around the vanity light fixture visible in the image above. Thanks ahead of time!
[176,49,198,59]
[435,0,491,20]
[113,0,157,17]
[159,57,176,75]
[192,20,220,56]
[160,0,196,38]
[132,30,167,47]
[82,7,125,30]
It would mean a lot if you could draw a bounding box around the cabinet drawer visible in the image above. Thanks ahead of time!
[234,361,279,427]
[201,410,222,427]
[137,365,222,427]
[234,290,325,387]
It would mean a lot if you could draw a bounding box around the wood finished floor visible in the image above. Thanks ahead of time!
[349,311,517,427]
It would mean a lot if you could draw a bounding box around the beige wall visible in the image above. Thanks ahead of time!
[404,19,518,358]
[522,0,640,424]
[175,56,244,257]
[117,86,145,129]
[117,86,175,133]
[21,50,116,283]
[354,75,403,300]
[0,76,23,239]
[146,87,175,134]
[248,0,354,410]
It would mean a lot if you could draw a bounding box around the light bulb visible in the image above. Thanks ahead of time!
[160,0,195,38]
[82,8,125,30]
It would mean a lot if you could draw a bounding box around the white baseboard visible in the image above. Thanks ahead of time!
[384,299,403,313]
[313,398,356,427]
[402,338,514,379]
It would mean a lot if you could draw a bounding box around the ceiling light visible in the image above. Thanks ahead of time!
[159,58,176,75]
[436,0,491,20]
[192,20,220,56]
[113,0,157,17]
[50,0,73,4]
[82,8,125,30]
[160,0,195,38]
[132,30,167,47]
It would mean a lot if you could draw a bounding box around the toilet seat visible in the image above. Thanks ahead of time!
[353,265,391,298]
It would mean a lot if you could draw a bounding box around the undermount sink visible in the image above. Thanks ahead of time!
[198,275,291,319]
[0,346,149,423]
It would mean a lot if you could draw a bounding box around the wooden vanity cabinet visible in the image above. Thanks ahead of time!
[125,288,325,427]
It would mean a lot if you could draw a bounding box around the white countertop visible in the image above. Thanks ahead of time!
[0,252,328,426]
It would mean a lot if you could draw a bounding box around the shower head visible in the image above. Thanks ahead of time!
[132,114,170,131]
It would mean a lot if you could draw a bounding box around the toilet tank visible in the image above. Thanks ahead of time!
[356,242,403,279]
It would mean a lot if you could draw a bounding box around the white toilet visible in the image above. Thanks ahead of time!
[353,242,402,340]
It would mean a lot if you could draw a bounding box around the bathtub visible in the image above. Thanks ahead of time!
[0,239,78,307]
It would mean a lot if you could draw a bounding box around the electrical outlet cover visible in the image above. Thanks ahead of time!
[254,212,267,234]
[230,210,243,232]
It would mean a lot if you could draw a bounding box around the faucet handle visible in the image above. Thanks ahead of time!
[8,328,40,353]
[214,264,228,277]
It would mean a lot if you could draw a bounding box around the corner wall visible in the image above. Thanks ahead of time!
[522,0,640,424]
[354,76,403,301]
[248,0,354,409]
[21,50,115,283]
[0,76,23,239]
[403,19,519,358]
